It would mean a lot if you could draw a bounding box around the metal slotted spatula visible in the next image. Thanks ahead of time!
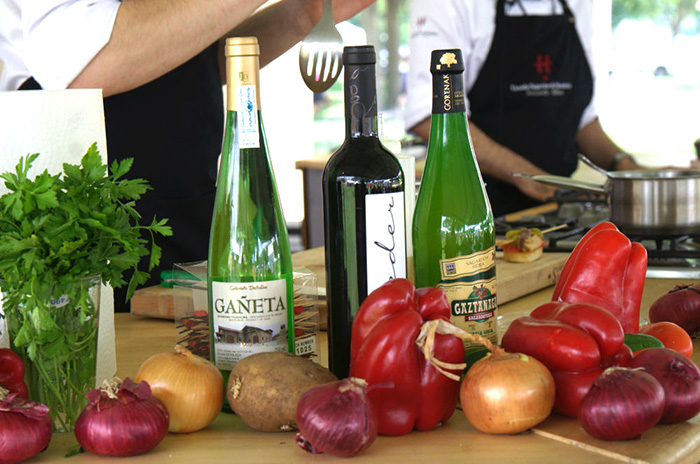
[298,0,344,93]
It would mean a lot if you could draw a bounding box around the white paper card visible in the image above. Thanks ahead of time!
[0,89,116,387]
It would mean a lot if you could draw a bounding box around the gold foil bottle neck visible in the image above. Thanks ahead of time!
[225,37,261,111]
[225,37,260,57]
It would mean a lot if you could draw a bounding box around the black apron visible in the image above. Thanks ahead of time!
[467,0,593,217]
[21,44,223,310]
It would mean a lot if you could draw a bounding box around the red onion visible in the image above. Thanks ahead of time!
[628,347,700,423]
[649,283,700,333]
[0,387,52,464]
[579,367,664,441]
[295,377,377,457]
[75,377,169,457]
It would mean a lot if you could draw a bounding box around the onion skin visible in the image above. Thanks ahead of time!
[579,367,664,441]
[0,389,52,464]
[628,347,700,423]
[296,378,377,457]
[649,284,700,333]
[136,345,224,433]
[74,378,169,457]
[460,352,555,434]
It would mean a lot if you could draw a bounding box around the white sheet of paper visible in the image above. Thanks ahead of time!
[0,89,116,387]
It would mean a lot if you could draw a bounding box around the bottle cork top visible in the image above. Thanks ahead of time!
[225,37,259,57]
[343,45,376,65]
[430,49,464,74]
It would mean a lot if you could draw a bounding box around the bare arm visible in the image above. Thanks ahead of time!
[575,117,639,171]
[69,0,268,96]
[231,0,375,69]
[69,0,374,97]
[411,116,557,202]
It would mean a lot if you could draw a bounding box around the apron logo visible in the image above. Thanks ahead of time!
[533,54,553,82]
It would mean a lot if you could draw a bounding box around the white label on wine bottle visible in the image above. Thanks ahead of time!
[365,191,407,295]
[210,279,288,370]
[236,85,260,149]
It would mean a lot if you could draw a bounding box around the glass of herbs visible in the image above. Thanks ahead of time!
[0,144,170,431]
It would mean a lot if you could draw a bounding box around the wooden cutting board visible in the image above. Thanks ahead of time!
[130,247,569,326]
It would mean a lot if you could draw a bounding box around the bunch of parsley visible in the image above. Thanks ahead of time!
[0,143,171,305]
[0,143,171,430]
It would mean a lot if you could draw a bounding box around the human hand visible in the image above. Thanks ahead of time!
[331,0,376,23]
[512,175,559,203]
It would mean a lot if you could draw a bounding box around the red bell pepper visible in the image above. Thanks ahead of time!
[349,278,465,436]
[501,301,631,417]
[551,222,647,333]
[0,348,28,399]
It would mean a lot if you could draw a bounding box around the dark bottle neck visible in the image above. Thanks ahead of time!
[431,71,466,116]
[344,63,379,138]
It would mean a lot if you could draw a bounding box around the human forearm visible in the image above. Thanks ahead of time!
[468,121,557,202]
[576,118,639,171]
[69,0,374,97]
[69,0,268,97]
[411,116,556,202]
[232,0,376,67]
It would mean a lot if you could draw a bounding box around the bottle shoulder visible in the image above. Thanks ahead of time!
[325,137,403,179]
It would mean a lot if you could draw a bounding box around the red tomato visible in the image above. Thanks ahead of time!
[640,322,693,358]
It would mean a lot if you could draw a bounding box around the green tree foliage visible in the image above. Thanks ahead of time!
[613,0,699,35]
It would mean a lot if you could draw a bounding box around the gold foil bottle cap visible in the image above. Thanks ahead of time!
[225,37,259,57]
[430,49,464,74]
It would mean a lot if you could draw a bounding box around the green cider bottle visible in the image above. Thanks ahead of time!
[412,48,498,347]
[207,37,294,403]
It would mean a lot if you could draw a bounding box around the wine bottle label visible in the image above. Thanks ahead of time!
[432,72,466,115]
[437,247,498,346]
[365,191,407,295]
[210,278,289,370]
[236,85,260,148]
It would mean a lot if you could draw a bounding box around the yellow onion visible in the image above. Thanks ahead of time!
[461,352,555,434]
[136,345,224,433]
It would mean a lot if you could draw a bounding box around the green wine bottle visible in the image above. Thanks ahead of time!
[207,37,294,395]
[412,49,497,346]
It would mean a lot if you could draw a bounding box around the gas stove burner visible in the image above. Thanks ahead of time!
[630,235,700,263]
[550,188,607,205]
[496,198,700,277]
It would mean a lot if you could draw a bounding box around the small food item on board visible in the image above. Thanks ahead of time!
[226,352,337,432]
[499,228,546,263]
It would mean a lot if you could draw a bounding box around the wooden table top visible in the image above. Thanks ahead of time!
[35,273,700,464]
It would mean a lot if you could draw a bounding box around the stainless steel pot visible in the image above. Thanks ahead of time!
[515,155,700,235]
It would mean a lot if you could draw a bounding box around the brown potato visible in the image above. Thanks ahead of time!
[226,352,337,432]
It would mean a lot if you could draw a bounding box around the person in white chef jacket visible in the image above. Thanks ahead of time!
[405,0,643,217]
[0,0,374,310]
